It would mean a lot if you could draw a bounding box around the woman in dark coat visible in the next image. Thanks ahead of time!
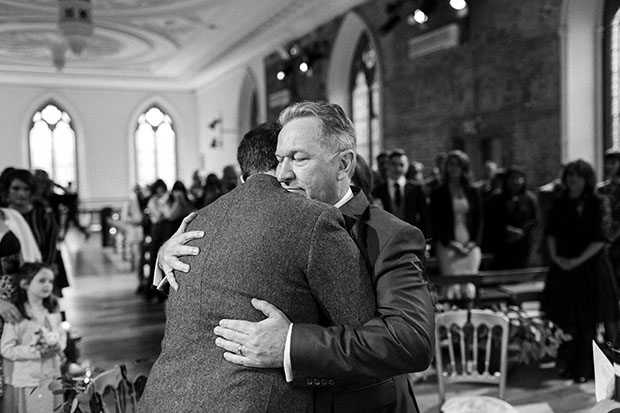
[3,169,68,296]
[542,159,619,383]
[488,167,539,269]
[598,148,620,281]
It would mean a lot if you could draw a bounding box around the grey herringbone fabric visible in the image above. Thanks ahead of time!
[139,174,375,413]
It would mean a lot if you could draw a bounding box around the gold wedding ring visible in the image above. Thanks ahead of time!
[236,344,243,356]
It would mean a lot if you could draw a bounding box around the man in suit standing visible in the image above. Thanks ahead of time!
[372,149,429,237]
[157,102,435,412]
[139,122,376,413]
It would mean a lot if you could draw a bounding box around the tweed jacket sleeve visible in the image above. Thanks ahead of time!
[304,207,376,327]
[290,223,434,386]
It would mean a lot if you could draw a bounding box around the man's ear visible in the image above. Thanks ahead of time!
[337,150,356,181]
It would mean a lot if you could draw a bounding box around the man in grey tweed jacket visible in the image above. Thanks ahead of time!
[139,123,376,412]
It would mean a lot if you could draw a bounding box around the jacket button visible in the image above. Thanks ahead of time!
[313,378,321,385]
[306,379,313,386]
[328,379,335,385]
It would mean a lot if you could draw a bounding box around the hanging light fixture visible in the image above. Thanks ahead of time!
[58,0,94,55]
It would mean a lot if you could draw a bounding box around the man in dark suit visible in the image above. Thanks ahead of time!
[139,122,376,413]
[372,149,429,237]
[157,102,434,412]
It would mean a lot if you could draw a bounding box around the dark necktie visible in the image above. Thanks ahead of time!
[393,182,402,208]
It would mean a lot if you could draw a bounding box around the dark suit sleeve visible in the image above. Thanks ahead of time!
[290,224,435,385]
[305,208,376,327]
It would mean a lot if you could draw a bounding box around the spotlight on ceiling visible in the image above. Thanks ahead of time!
[298,61,309,73]
[407,9,428,25]
[289,44,300,57]
[276,70,287,81]
[449,0,467,11]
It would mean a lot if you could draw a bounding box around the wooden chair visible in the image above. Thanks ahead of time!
[435,309,517,413]
[88,362,151,413]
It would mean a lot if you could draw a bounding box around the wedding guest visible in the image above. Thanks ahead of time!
[163,181,195,241]
[0,168,15,207]
[188,170,205,209]
[374,151,389,191]
[424,152,447,193]
[430,150,482,299]
[598,148,620,281]
[542,159,619,383]
[487,167,539,269]
[1,263,66,413]
[0,207,41,402]
[144,179,168,301]
[3,170,68,296]
[406,161,425,183]
[372,149,429,236]
[220,165,239,195]
[203,174,223,206]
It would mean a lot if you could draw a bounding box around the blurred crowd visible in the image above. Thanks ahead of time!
[0,167,89,296]
[353,146,620,383]
[126,165,241,301]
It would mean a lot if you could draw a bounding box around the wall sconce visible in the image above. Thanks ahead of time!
[209,118,222,129]
[208,117,237,149]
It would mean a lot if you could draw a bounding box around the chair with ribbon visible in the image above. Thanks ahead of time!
[434,308,516,413]
[88,362,150,413]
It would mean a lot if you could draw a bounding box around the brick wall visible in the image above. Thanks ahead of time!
[264,0,562,186]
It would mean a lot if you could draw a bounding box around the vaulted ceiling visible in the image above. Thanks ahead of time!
[0,0,367,89]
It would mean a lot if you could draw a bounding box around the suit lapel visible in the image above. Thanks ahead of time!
[340,188,373,276]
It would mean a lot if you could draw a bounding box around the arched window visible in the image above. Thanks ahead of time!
[134,106,177,187]
[605,0,620,150]
[29,102,78,188]
[350,32,381,167]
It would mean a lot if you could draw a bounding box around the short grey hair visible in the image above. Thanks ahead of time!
[278,101,357,154]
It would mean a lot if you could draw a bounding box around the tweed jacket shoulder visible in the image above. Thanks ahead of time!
[139,174,375,413]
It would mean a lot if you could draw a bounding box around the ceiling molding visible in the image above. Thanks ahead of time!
[0,0,368,89]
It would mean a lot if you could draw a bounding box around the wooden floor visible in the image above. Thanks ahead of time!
[59,229,598,412]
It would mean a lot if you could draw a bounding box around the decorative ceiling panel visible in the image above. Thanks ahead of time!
[0,0,369,88]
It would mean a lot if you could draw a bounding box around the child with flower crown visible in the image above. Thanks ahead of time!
[1,262,66,412]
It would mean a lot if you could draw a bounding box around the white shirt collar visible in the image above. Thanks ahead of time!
[388,176,407,187]
[334,187,354,209]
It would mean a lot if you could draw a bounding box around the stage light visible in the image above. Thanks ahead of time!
[450,0,467,11]
[277,70,287,80]
[289,45,300,56]
[299,61,309,73]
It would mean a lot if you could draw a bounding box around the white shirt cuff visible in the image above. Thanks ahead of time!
[284,323,294,382]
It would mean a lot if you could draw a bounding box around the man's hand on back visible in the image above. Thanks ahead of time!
[157,211,204,291]
[214,298,291,368]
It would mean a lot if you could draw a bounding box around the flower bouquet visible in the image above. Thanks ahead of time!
[32,326,62,357]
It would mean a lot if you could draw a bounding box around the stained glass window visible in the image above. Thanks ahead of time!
[135,106,176,187]
[29,102,77,188]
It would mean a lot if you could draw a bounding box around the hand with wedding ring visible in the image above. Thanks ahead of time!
[213,298,291,368]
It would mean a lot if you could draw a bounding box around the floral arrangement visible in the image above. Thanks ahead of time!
[500,305,571,365]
